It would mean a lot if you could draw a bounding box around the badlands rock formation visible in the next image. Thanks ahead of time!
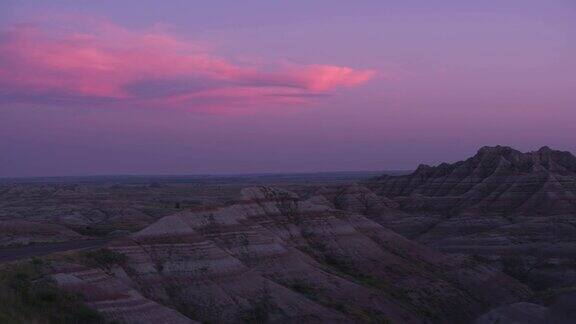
[0,183,162,235]
[366,146,576,289]
[0,181,238,243]
[0,220,86,247]
[50,262,195,323]
[0,173,378,246]
[51,187,529,323]
[373,146,576,216]
[475,291,576,324]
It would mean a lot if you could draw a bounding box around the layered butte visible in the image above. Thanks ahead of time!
[49,186,528,323]
[364,146,576,290]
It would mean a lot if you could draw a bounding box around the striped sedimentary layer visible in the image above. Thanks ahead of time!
[50,186,531,323]
[373,146,576,215]
[50,262,195,324]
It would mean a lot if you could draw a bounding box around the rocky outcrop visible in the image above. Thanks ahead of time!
[475,291,576,324]
[49,262,195,323]
[368,146,576,290]
[311,184,399,213]
[0,220,86,247]
[373,146,576,215]
[51,186,530,323]
[0,182,235,240]
[308,184,433,238]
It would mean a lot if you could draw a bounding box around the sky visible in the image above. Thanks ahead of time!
[1,0,575,177]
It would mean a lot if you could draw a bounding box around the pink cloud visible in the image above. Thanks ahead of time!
[0,20,375,112]
[291,65,376,91]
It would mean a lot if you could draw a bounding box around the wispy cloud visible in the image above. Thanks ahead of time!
[0,19,375,113]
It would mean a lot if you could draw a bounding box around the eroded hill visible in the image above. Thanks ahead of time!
[365,146,576,290]
[45,187,528,323]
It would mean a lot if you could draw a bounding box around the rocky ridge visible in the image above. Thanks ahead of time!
[49,186,529,323]
[373,146,576,215]
[364,146,576,290]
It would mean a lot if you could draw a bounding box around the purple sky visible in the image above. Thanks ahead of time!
[1,0,575,177]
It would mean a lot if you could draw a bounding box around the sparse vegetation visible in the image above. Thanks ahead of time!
[240,285,286,323]
[501,254,554,290]
[289,280,318,300]
[0,259,105,324]
[76,225,113,237]
[534,286,576,305]
[80,248,128,271]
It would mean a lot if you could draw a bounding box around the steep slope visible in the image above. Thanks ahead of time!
[52,187,530,323]
[373,146,576,215]
[50,262,195,324]
[368,146,576,290]
[308,184,430,237]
